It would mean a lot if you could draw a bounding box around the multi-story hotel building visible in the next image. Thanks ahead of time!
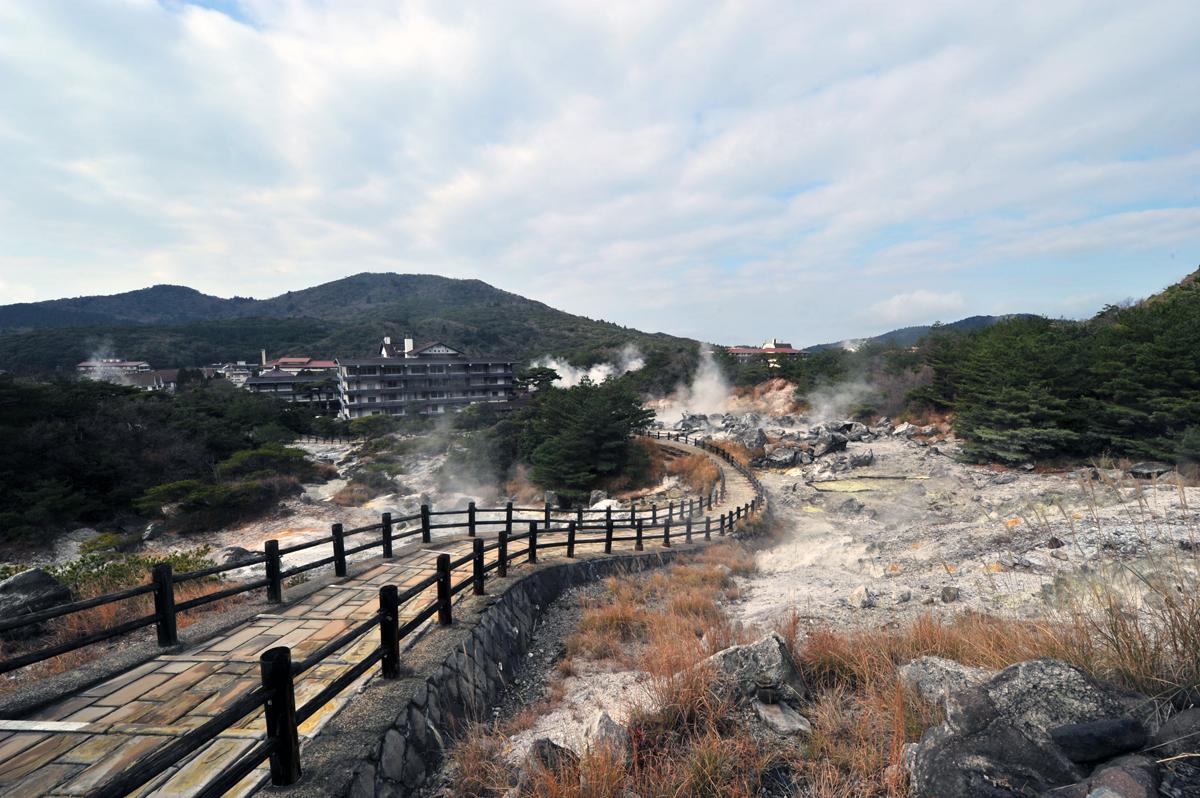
[337,337,516,419]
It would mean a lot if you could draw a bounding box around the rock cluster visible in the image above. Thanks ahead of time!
[905,657,1177,798]
[0,568,71,639]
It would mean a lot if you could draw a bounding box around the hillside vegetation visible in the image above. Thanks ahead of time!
[913,268,1200,464]
[0,377,328,545]
[0,274,699,393]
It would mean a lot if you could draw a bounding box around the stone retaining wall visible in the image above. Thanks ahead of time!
[347,550,680,797]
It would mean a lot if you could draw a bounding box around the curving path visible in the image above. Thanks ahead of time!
[0,437,759,798]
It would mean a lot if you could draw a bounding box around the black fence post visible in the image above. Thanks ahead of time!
[719,513,727,536]
[381,513,393,559]
[605,509,614,554]
[630,505,636,527]
[566,521,576,558]
[420,505,431,544]
[576,506,583,531]
[528,522,538,564]
[635,519,644,551]
[265,539,282,604]
[472,538,486,595]
[506,502,514,538]
[685,516,693,543]
[436,554,452,625]
[652,503,658,524]
[379,585,400,679]
[152,563,177,647]
[667,501,674,524]
[704,516,711,541]
[544,502,550,528]
[498,528,508,578]
[332,523,347,577]
[467,502,477,537]
[260,646,302,786]
[663,520,671,548]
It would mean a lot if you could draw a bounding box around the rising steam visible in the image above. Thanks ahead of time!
[530,344,645,388]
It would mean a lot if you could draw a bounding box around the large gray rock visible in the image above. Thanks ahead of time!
[583,711,630,758]
[765,448,799,468]
[1048,717,1146,763]
[215,546,257,568]
[588,490,608,507]
[898,656,993,711]
[1147,707,1200,759]
[753,700,812,735]
[848,449,875,468]
[909,659,1151,798]
[0,568,72,638]
[1128,461,1173,479]
[812,432,849,458]
[1045,755,1160,798]
[704,632,808,701]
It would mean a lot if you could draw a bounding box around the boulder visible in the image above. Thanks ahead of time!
[894,422,917,437]
[908,659,1152,798]
[543,490,558,508]
[753,700,812,735]
[141,521,163,542]
[739,427,768,450]
[703,632,808,701]
[848,585,875,609]
[840,421,871,442]
[1048,716,1147,763]
[588,489,608,507]
[848,450,875,469]
[1147,707,1200,758]
[812,432,849,458]
[1128,461,1173,480]
[583,711,630,758]
[215,546,257,568]
[765,448,799,468]
[940,586,961,603]
[898,656,993,711]
[1045,755,1160,798]
[0,568,72,638]
[516,738,578,793]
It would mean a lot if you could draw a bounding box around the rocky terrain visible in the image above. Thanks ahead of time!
[666,411,1199,633]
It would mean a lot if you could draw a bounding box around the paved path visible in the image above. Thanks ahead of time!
[0,438,757,798]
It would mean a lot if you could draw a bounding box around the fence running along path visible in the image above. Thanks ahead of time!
[0,433,763,798]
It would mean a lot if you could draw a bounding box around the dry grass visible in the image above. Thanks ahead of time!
[665,453,721,497]
[330,482,378,507]
[710,440,759,466]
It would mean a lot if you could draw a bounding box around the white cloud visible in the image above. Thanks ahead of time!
[0,0,1197,345]
[865,290,968,327]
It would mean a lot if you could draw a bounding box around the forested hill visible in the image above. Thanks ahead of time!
[0,274,699,387]
[916,267,1200,464]
[806,314,1033,352]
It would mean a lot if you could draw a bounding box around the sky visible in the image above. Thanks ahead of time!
[0,1,1198,347]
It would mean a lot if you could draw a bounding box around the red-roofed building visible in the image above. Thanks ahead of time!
[259,354,339,374]
[727,338,807,368]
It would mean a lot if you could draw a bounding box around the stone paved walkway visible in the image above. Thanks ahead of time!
[0,438,757,798]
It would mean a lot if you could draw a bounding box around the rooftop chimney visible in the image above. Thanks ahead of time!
[261,349,267,366]
[403,336,415,357]
[382,336,391,345]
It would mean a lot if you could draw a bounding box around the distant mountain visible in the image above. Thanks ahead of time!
[804,315,1037,352]
[0,274,699,383]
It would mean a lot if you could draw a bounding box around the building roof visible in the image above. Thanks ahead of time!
[726,346,806,355]
[338,355,513,367]
[263,356,338,369]
[246,367,334,385]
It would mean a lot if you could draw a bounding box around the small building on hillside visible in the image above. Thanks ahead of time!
[726,338,807,368]
[337,336,516,420]
[244,366,339,414]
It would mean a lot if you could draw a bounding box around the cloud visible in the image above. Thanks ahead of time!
[0,0,1197,346]
[866,290,968,327]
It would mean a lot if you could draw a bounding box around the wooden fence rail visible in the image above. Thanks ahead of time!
[6,432,765,797]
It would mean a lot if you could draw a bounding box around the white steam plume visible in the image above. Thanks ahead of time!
[530,343,645,388]
[653,346,734,421]
[805,380,873,423]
